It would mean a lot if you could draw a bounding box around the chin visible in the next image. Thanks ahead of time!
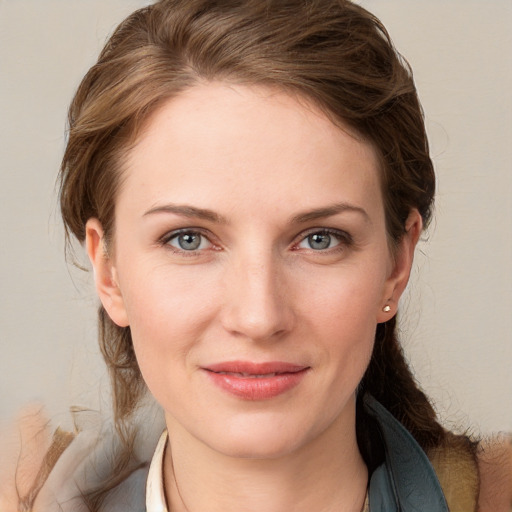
[200,414,320,460]
[211,435,303,460]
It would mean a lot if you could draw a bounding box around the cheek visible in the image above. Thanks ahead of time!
[297,263,384,373]
[299,260,386,327]
[122,259,220,328]
[117,264,222,381]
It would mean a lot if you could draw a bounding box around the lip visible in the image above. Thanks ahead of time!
[202,361,310,400]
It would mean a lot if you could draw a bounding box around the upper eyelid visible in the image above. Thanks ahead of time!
[290,228,353,253]
[294,227,352,242]
[161,226,209,237]
[159,227,214,245]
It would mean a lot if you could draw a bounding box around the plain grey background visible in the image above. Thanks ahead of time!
[1,0,511,434]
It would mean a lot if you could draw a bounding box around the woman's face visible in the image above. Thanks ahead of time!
[87,83,418,458]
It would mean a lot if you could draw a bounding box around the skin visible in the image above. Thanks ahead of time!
[86,83,422,511]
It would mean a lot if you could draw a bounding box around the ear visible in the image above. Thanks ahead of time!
[85,218,129,327]
[376,209,423,323]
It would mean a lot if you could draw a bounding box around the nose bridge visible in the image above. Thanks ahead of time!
[221,246,293,341]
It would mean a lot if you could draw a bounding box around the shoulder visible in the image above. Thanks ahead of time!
[428,432,512,512]
[0,406,156,512]
[477,434,512,512]
[428,434,479,512]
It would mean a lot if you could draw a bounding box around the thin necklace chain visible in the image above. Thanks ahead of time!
[158,432,370,512]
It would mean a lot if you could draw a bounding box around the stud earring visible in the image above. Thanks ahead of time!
[382,305,391,313]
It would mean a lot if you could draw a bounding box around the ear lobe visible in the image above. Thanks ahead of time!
[377,209,423,324]
[85,218,129,327]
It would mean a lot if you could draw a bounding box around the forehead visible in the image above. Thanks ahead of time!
[119,82,383,221]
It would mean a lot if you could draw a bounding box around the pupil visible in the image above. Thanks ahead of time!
[179,233,200,250]
[309,233,330,250]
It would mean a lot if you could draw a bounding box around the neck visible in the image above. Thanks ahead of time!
[163,405,368,512]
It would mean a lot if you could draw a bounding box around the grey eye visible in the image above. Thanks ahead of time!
[168,232,209,251]
[307,232,332,250]
[178,233,201,250]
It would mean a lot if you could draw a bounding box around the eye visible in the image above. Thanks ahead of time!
[297,230,348,251]
[166,230,212,251]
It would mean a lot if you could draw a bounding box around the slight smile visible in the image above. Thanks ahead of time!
[202,361,310,400]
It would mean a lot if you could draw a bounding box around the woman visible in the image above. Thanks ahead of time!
[1,0,510,510]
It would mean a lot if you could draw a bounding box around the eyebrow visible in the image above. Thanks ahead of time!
[290,202,371,224]
[143,201,370,225]
[143,204,227,224]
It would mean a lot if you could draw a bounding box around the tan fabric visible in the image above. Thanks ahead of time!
[361,491,369,512]
[18,428,76,511]
[429,442,479,512]
[477,435,512,512]
[0,407,76,512]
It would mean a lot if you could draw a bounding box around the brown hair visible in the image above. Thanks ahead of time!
[59,0,473,502]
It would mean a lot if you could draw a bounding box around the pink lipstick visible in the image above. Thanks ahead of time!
[202,361,309,400]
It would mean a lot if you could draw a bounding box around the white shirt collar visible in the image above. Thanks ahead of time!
[146,430,169,512]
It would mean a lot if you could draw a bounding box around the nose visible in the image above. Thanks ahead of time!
[220,251,295,342]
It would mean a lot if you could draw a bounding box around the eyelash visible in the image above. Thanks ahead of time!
[293,228,353,253]
[158,228,218,256]
[158,227,353,255]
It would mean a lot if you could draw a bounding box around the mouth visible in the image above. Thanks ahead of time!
[202,361,310,400]
[212,371,287,378]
